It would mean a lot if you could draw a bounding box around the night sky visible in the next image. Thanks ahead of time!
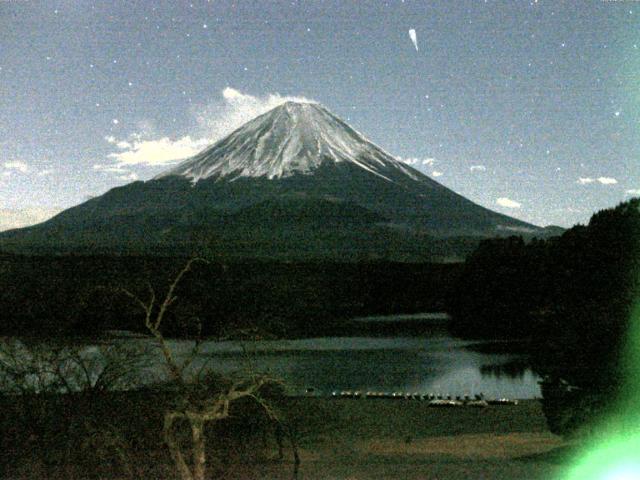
[1,0,638,230]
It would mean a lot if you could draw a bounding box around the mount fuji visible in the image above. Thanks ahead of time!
[0,101,548,260]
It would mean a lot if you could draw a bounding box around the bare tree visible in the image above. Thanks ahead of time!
[122,257,294,480]
[0,338,151,478]
[0,338,153,395]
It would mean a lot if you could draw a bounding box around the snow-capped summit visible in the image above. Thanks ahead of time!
[156,101,418,182]
[0,100,547,260]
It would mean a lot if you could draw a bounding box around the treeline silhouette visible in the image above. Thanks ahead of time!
[449,198,640,435]
[0,257,459,338]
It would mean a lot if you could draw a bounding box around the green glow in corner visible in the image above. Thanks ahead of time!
[561,270,640,478]
[563,432,640,480]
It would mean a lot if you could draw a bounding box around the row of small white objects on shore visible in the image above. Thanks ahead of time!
[328,391,518,406]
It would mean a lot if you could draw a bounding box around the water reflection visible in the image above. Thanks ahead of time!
[480,360,532,379]
[192,335,541,399]
[0,333,542,399]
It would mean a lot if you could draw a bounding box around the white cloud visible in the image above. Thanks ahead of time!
[0,207,61,232]
[626,189,640,196]
[469,165,486,172]
[431,170,443,177]
[3,160,30,173]
[118,172,139,181]
[397,157,418,165]
[1,161,53,177]
[99,87,316,177]
[105,135,209,167]
[577,176,618,185]
[496,197,522,209]
[194,87,315,142]
[397,156,435,166]
[597,177,618,185]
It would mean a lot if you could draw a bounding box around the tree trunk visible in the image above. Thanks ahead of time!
[190,415,206,480]
[164,412,193,480]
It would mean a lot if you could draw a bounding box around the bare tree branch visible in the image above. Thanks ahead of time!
[118,257,292,480]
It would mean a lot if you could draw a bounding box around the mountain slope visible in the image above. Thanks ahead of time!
[0,102,545,260]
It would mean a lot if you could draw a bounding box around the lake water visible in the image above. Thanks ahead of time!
[176,335,541,399]
[1,322,541,399]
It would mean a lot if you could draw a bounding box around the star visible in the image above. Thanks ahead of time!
[128,82,133,86]
[614,111,621,117]
[112,119,119,125]
[203,24,207,28]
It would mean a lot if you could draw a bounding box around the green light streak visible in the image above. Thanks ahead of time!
[561,303,640,480]
[561,232,640,479]
[563,430,640,480]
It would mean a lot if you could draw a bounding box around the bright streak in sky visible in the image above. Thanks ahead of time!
[408,28,418,51]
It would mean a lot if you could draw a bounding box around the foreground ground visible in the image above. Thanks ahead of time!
[1,394,574,479]
[238,398,571,480]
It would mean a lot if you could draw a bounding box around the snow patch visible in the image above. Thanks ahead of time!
[156,102,420,184]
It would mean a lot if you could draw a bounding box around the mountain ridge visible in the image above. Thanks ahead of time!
[0,101,551,261]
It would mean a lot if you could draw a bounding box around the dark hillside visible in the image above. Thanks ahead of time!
[0,255,460,338]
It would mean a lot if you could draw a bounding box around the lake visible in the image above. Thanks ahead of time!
[0,321,541,400]
[175,335,540,399]
[106,322,541,399]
